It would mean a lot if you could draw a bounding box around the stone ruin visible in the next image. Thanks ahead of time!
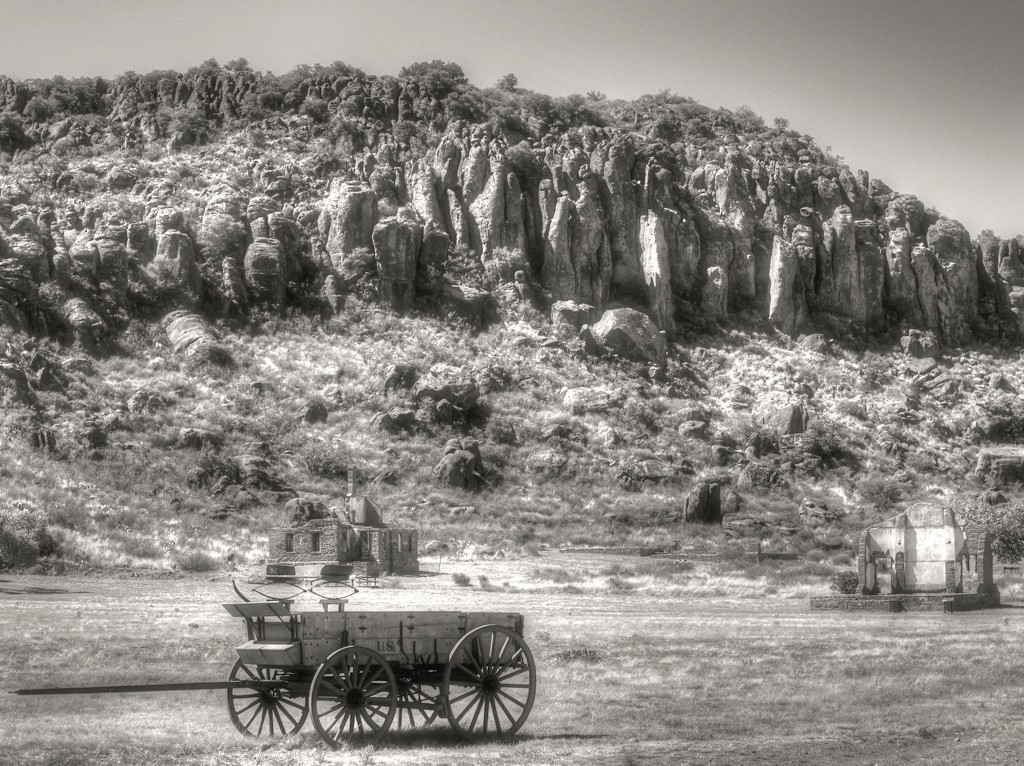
[267,470,418,582]
[812,502,1000,612]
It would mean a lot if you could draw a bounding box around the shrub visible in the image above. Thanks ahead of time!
[857,477,901,514]
[0,502,57,568]
[829,570,859,594]
[451,572,471,587]
[175,549,220,572]
[806,417,845,462]
[303,443,351,479]
[553,646,602,664]
[953,495,1024,562]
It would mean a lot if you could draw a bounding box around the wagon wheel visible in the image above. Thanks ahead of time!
[226,659,307,737]
[394,678,441,729]
[309,646,397,747]
[441,625,537,742]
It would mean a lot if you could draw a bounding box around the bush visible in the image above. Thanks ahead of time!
[829,570,859,594]
[0,502,57,568]
[175,549,220,572]
[303,443,351,479]
[953,495,1024,562]
[553,646,602,664]
[451,572,471,587]
[857,477,901,514]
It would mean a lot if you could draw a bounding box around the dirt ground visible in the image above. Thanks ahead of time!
[2,554,1024,766]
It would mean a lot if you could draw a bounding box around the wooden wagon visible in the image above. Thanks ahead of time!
[14,593,537,747]
[222,598,537,745]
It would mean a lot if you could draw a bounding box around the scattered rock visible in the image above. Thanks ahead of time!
[763,402,808,435]
[177,428,223,451]
[988,373,1016,393]
[551,300,599,331]
[383,363,420,393]
[975,447,1024,486]
[233,454,287,491]
[127,389,169,413]
[161,310,220,358]
[901,331,939,359]
[563,386,625,415]
[590,307,667,366]
[370,407,417,434]
[678,420,708,438]
[432,438,485,490]
[683,480,722,523]
[799,498,841,526]
[412,368,480,412]
[284,497,331,525]
[618,456,679,488]
[303,400,329,424]
[798,334,828,354]
[737,461,789,490]
[525,448,568,475]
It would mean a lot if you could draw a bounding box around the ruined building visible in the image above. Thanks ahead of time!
[267,473,419,581]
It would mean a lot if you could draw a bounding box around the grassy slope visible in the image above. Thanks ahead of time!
[3,293,1023,580]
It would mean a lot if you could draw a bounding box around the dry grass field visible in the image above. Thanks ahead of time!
[2,556,1024,766]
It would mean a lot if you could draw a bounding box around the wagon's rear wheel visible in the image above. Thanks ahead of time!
[226,659,307,737]
[309,646,397,747]
[441,625,537,742]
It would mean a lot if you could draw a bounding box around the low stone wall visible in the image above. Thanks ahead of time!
[810,592,1000,612]
[560,546,666,556]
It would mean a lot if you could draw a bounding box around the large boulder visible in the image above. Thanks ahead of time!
[763,402,809,435]
[412,366,480,412]
[0,259,36,305]
[525,448,568,475]
[683,480,722,523]
[60,298,106,346]
[150,230,201,303]
[161,310,219,358]
[590,308,666,366]
[975,447,1024,486]
[243,237,286,310]
[373,212,421,312]
[563,386,625,414]
[432,438,484,490]
[551,300,599,331]
[322,179,377,270]
[233,454,288,492]
[6,224,49,284]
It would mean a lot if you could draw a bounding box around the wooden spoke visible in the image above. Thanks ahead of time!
[442,626,536,742]
[226,659,307,738]
[394,679,441,730]
[309,646,396,747]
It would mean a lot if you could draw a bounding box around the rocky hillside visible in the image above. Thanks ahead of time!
[0,60,1022,573]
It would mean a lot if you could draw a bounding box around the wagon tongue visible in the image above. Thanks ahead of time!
[11,679,284,695]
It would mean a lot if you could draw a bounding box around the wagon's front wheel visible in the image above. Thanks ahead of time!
[441,625,537,742]
[309,646,397,747]
[226,659,307,737]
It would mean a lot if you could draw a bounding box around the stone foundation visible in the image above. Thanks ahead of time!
[810,591,1000,612]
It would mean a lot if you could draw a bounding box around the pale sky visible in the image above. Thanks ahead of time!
[1,0,1021,238]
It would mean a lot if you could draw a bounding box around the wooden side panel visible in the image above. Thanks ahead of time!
[261,621,296,642]
[293,610,526,668]
[465,612,523,633]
